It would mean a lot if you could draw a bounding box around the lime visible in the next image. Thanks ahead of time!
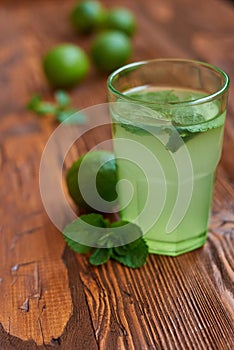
[70,0,106,34]
[66,151,118,210]
[43,44,89,88]
[105,8,136,36]
[91,31,132,72]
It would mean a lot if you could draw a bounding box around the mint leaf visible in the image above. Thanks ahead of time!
[112,239,148,268]
[119,123,149,136]
[56,110,86,124]
[27,95,41,110]
[165,128,184,152]
[172,110,205,126]
[110,220,143,246]
[63,234,91,253]
[55,90,70,107]
[27,95,57,115]
[80,213,109,227]
[129,90,179,104]
[113,238,142,255]
[89,248,111,265]
[63,214,108,248]
[34,102,57,115]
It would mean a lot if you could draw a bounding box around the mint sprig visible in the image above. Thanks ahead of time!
[116,89,221,152]
[63,213,148,268]
[112,239,148,268]
[27,90,86,124]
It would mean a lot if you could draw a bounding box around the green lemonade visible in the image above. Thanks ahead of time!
[111,87,225,255]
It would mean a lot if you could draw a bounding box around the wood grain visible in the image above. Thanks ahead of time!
[0,0,233,349]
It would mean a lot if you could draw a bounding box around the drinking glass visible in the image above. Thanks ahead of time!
[107,59,229,256]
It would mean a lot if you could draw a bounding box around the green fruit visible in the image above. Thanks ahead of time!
[70,0,106,34]
[91,31,132,72]
[105,8,136,36]
[43,44,89,88]
[66,151,118,210]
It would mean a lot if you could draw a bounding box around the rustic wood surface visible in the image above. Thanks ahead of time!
[0,0,234,349]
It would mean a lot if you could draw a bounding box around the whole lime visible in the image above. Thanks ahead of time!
[43,44,89,88]
[91,31,132,72]
[66,151,118,211]
[105,8,136,37]
[70,0,106,34]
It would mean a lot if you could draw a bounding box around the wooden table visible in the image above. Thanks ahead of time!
[0,0,234,349]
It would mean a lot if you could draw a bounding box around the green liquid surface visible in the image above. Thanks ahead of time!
[112,87,225,256]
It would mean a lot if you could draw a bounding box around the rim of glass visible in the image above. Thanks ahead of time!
[107,58,229,107]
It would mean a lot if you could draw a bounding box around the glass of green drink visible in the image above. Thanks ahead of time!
[107,59,229,256]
